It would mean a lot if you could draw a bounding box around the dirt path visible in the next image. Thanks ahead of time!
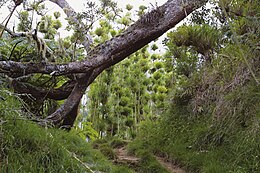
[155,156,186,173]
[114,146,186,173]
[114,147,140,165]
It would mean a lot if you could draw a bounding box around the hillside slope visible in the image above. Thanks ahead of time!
[0,91,133,173]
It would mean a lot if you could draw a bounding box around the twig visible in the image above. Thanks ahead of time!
[0,1,21,38]
[63,147,95,173]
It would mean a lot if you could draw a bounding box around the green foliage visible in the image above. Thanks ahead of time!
[54,11,61,19]
[126,4,133,11]
[0,93,132,173]
[119,16,131,26]
[136,151,169,173]
[151,44,159,51]
[110,138,128,148]
[99,144,117,159]
[75,122,99,141]
[95,27,104,36]
[38,15,60,39]
[129,1,260,172]
[168,24,220,52]
[138,5,147,16]
[92,138,108,149]
[17,11,31,32]
[119,96,130,107]
[52,20,62,30]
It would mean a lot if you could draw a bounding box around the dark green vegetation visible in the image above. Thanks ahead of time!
[127,1,260,172]
[87,0,260,172]
[91,138,169,173]
[0,90,133,173]
[1,0,260,172]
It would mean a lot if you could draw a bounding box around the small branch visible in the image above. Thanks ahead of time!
[0,4,17,38]
[0,24,16,37]
[9,40,23,60]
[0,0,24,38]
[0,26,56,62]
[48,0,93,52]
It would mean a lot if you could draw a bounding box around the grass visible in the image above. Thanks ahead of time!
[0,90,133,173]
[134,150,170,173]
[129,114,260,173]
[1,119,135,173]
[127,68,260,172]
[90,134,170,173]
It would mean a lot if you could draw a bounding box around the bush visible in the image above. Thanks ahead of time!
[110,138,128,148]
[99,144,117,160]
[0,91,132,173]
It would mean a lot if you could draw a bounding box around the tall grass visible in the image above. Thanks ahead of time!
[0,89,133,173]
[129,81,260,173]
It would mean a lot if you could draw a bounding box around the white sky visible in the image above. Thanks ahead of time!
[67,0,167,12]
[4,0,198,55]
[0,0,167,21]
[0,0,169,52]
[64,0,168,53]
[0,0,167,35]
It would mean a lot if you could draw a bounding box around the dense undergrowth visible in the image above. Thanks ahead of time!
[128,1,260,172]
[0,1,259,172]
[0,90,132,173]
[128,56,260,173]
[91,138,170,173]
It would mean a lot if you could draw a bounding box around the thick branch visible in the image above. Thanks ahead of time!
[44,0,207,127]
[45,71,92,124]
[83,0,208,83]
[0,0,206,77]
[85,0,202,70]
[11,79,75,100]
[0,60,94,77]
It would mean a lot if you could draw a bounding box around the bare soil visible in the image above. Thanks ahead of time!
[155,156,187,173]
[114,146,187,173]
[114,147,140,165]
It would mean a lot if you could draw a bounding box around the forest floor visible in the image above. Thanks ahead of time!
[155,156,186,173]
[114,146,186,173]
[114,147,140,166]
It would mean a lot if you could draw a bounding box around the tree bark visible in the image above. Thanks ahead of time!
[45,70,93,125]
[11,79,75,100]
[44,0,207,127]
[60,100,80,130]
[0,0,208,127]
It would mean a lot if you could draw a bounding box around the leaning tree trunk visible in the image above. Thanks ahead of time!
[45,0,207,127]
[0,0,208,128]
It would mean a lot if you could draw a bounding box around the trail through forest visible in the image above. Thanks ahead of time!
[155,156,186,173]
[114,147,140,165]
[114,147,186,173]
